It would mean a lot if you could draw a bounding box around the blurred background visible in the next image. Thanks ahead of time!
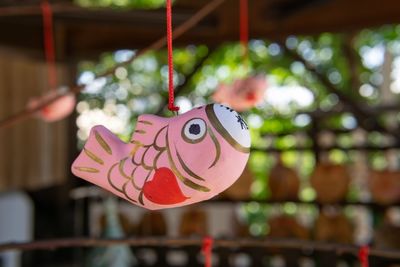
[2,0,400,266]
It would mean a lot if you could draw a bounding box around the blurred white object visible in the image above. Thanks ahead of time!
[0,191,33,267]
[85,197,136,267]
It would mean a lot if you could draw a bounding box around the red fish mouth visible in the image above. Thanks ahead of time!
[142,167,189,205]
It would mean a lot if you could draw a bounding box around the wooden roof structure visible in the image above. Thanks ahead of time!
[1,0,400,60]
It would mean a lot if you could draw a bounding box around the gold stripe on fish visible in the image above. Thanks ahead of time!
[130,147,139,157]
[119,158,131,180]
[175,148,205,181]
[74,166,100,173]
[107,162,123,193]
[138,120,153,125]
[181,178,210,193]
[154,126,168,151]
[122,182,137,203]
[138,191,144,205]
[119,158,141,191]
[135,130,146,134]
[129,166,142,190]
[139,170,153,205]
[166,131,210,192]
[94,130,112,155]
[108,159,138,203]
[120,162,139,203]
[141,146,155,171]
[130,140,144,156]
[205,104,250,154]
[132,151,142,166]
[84,148,104,165]
[152,150,166,170]
[208,127,221,169]
[130,140,144,146]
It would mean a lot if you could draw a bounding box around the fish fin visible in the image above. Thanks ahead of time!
[131,114,168,147]
[71,125,132,189]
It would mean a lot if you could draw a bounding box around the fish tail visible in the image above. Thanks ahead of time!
[71,125,131,189]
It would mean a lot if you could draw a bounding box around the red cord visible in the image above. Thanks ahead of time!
[41,0,57,90]
[239,0,249,67]
[166,0,179,112]
[358,246,369,267]
[202,236,213,267]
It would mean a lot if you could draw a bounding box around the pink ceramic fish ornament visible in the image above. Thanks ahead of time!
[212,75,267,111]
[72,104,251,210]
[28,87,76,122]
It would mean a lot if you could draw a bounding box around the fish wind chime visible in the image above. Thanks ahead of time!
[212,0,267,111]
[28,0,76,122]
[72,0,251,210]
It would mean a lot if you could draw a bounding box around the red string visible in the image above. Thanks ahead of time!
[239,0,249,67]
[166,0,179,112]
[358,246,369,267]
[41,0,57,90]
[202,236,213,267]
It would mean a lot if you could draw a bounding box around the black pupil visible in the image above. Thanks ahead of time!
[189,124,201,135]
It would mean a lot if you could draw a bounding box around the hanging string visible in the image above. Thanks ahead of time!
[41,0,57,90]
[201,236,213,267]
[358,245,370,267]
[166,0,179,112]
[239,0,249,69]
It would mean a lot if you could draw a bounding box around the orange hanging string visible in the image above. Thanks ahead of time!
[202,236,213,267]
[41,0,57,90]
[359,245,370,267]
[166,0,179,112]
[239,0,249,68]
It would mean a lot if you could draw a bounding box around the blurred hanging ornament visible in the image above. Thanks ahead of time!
[27,86,76,122]
[211,0,268,112]
[212,75,267,111]
[314,208,353,244]
[268,159,300,201]
[220,164,253,200]
[33,1,76,123]
[375,211,400,249]
[267,215,309,254]
[268,215,309,240]
[72,104,251,210]
[375,222,400,249]
[179,208,208,236]
[369,169,400,205]
[136,211,167,236]
[310,163,350,204]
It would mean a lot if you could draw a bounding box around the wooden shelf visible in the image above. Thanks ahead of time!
[70,186,400,211]
[212,198,399,211]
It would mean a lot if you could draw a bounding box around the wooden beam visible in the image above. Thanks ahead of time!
[251,143,400,153]
[1,0,400,59]
[1,237,400,260]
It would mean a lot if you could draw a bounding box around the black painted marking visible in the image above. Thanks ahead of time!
[189,124,201,135]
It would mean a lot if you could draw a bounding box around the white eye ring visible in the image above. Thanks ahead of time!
[182,118,207,143]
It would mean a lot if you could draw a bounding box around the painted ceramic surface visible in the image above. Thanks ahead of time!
[72,104,251,210]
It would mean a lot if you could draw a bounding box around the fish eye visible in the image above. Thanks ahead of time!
[182,118,207,143]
